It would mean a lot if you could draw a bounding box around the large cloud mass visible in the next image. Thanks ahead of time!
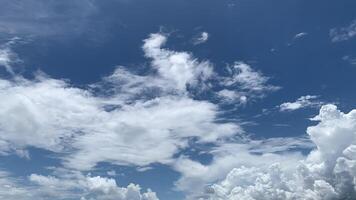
[1,33,278,171]
[203,104,356,200]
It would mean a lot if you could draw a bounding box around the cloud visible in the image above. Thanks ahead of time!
[0,0,109,40]
[279,95,322,112]
[294,32,308,39]
[217,89,247,105]
[330,19,356,42]
[0,33,248,171]
[0,32,283,199]
[193,32,209,45]
[173,137,313,199]
[218,62,280,104]
[342,55,356,65]
[195,104,356,200]
[0,169,158,200]
[0,37,21,74]
[143,33,214,91]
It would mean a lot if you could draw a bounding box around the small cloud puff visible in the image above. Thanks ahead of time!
[294,32,308,39]
[193,32,209,45]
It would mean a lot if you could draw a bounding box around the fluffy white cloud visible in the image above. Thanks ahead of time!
[279,95,322,112]
[173,137,312,199]
[0,169,158,200]
[330,19,356,42]
[197,104,356,200]
[143,33,214,91]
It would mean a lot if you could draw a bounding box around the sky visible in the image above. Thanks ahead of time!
[0,0,356,200]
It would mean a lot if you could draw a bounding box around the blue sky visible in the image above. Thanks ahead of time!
[0,0,356,200]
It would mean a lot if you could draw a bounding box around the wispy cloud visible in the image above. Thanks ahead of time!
[218,62,281,104]
[330,19,356,42]
[0,37,22,74]
[0,0,98,38]
[294,32,308,39]
[193,32,209,45]
[279,95,322,112]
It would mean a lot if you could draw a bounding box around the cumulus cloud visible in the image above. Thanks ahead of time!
[0,169,158,200]
[143,33,214,91]
[330,19,356,42]
[173,137,313,199]
[279,95,322,112]
[196,104,356,200]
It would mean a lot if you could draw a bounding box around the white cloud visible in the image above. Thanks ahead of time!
[294,32,308,39]
[0,33,246,171]
[222,62,280,92]
[0,169,158,200]
[195,104,356,200]
[193,32,209,45]
[217,89,247,105]
[279,95,322,112]
[0,38,21,74]
[143,33,214,91]
[218,62,280,104]
[0,32,283,199]
[330,19,356,42]
[173,137,312,199]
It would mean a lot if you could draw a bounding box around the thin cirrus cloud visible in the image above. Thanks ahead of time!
[0,0,112,40]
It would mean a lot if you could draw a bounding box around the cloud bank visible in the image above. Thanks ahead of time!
[0,169,158,200]
[200,105,356,200]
